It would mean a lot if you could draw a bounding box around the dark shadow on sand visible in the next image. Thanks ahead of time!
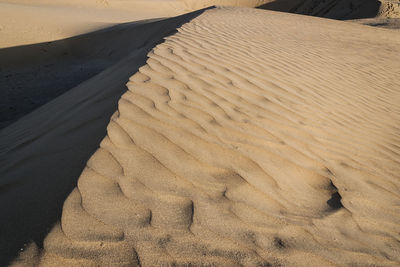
[258,0,381,20]
[0,17,166,130]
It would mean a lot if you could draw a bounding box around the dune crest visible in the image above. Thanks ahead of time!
[19,6,400,267]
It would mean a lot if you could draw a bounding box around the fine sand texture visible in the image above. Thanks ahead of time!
[7,6,399,266]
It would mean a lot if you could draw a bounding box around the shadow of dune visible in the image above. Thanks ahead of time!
[0,17,165,130]
[258,0,381,20]
[0,7,212,265]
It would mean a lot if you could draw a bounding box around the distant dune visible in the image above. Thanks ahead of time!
[2,6,399,267]
[1,0,398,49]
[0,0,271,48]
[259,0,400,19]
[258,0,400,28]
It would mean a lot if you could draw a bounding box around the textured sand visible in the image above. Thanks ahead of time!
[0,0,271,127]
[0,9,208,265]
[6,6,399,266]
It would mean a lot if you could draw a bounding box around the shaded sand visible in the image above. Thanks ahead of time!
[0,0,272,127]
[0,0,190,48]
[7,6,399,266]
[0,9,209,266]
[0,18,173,129]
[0,2,170,49]
[259,0,400,19]
[258,0,400,29]
[0,0,271,48]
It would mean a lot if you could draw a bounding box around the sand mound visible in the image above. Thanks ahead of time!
[0,0,271,49]
[8,6,399,266]
[0,9,208,266]
[0,1,178,49]
[259,0,400,20]
[0,0,272,125]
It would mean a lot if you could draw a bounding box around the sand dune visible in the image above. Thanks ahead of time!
[0,0,271,48]
[0,1,177,49]
[0,16,184,129]
[258,0,400,28]
[0,9,208,266]
[4,6,399,266]
[259,0,400,19]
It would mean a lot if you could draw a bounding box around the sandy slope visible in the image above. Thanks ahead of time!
[258,0,400,28]
[0,9,208,266]
[0,0,270,48]
[0,1,177,48]
[0,17,180,129]
[0,1,271,124]
[6,6,398,266]
[259,0,400,19]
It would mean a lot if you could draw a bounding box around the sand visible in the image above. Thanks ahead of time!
[0,0,270,128]
[1,3,400,267]
[0,0,271,48]
[259,0,400,19]
[0,8,209,265]
[259,0,400,28]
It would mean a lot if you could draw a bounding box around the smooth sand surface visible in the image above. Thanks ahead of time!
[4,6,399,266]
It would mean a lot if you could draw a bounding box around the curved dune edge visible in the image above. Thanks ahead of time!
[13,6,400,267]
[0,9,210,266]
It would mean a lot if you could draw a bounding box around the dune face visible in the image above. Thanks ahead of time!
[0,9,209,266]
[0,18,182,129]
[259,0,400,19]
[15,6,400,267]
[0,0,272,48]
[0,0,273,126]
[0,1,179,49]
